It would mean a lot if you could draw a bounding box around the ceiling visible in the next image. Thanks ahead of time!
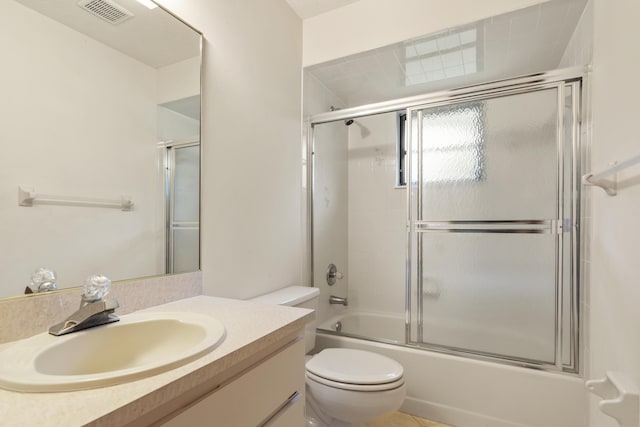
[13,0,200,68]
[305,0,589,107]
[285,0,360,19]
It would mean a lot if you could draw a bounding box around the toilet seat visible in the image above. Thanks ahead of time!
[305,348,404,391]
[306,370,405,392]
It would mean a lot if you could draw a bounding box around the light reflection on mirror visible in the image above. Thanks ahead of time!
[0,0,201,299]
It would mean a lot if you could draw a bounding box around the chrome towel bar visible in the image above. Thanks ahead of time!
[18,186,133,210]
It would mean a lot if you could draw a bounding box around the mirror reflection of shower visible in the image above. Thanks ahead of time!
[158,95,201,275]
[162,140,200,274]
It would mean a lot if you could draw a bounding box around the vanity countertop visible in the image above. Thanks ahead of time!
[0,295,313,427]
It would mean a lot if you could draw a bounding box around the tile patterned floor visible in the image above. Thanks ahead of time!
[365,411,455,427]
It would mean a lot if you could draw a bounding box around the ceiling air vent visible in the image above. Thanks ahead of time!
[77,0,134,25]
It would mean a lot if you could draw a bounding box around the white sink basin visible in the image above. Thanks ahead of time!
[0,311,225,392]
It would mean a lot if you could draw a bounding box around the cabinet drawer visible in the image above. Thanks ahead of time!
[161,338,305,427]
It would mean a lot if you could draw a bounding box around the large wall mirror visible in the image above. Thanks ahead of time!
[0,0,202,299]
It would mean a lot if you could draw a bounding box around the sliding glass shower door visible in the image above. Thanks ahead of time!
[165,142,200,274]
[406,83,580,371]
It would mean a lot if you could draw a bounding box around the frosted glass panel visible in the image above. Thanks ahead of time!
[420,232,557,363]
[172,228,199,273]
[421,104,484,183]
[312,121,349,319]
[173,145,200,223]
[167,144,200,274]
[420,89,558,220]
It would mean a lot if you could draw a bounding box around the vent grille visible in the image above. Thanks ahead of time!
[78,0,134,24]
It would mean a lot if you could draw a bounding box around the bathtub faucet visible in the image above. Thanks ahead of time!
[329,295,348,306]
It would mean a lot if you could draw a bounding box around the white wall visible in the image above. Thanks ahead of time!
[558,0,593,69]
[302,0,551,66]
[0,0,164,297]
[157,106,200,142]
[155,0,303,299]
[156,57,201,141]
[588,1,640,426]
[157,57,201,105]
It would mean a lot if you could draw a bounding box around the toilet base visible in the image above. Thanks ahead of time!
[305,380,404,427]
[305,397,364,427]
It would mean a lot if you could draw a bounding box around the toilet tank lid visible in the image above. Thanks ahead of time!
[249,286,320,306]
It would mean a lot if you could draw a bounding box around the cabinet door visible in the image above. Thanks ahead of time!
[160,339,305,427]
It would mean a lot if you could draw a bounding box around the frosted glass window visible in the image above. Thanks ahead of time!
[398,105,484,187]
[422,104,484,183]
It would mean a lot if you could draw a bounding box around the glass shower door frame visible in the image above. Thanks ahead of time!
[305,67,586,374]
[163,139,201,274]
[405,78,583,373]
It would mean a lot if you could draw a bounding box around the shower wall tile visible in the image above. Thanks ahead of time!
[347,112,406,316]
[558,0,593,68]
[305,1,586,107]
[305,73,350,323]
[303,70,349,300]
[0,272,202,344]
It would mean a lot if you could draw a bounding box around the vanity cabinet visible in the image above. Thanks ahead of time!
[0,296,313,426]
[158,338,305,426]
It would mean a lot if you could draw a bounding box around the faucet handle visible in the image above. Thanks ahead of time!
[83,274,112,302]
[326,263,344,286]
[29,267,57,293]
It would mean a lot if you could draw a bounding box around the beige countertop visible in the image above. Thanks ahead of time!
[0,295,313,427]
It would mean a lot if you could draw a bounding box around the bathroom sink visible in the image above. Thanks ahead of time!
[0,311,225,392]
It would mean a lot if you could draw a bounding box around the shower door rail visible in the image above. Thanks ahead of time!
[405,76,583,373]
[415,220,560,234]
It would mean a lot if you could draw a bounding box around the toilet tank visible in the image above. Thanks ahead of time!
[249,286,319,353]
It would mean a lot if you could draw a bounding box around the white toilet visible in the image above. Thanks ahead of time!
[250,286,406,427]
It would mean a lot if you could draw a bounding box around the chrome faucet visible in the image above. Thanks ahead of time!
[49,275,119,336]
[329,295,348,306]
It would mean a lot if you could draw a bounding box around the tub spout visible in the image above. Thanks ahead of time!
[329,295,348,306]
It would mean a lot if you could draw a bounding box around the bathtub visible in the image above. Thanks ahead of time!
[318,311,405,343]
[315,312,587,427]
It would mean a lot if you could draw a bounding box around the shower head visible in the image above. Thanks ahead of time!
[329,106,354,126]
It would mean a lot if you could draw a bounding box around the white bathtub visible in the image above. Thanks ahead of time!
[318,311,405,342]
[315,312,587,427]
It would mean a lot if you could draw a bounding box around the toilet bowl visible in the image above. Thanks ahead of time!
[250,286,406,427]
[305,348,406,426]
